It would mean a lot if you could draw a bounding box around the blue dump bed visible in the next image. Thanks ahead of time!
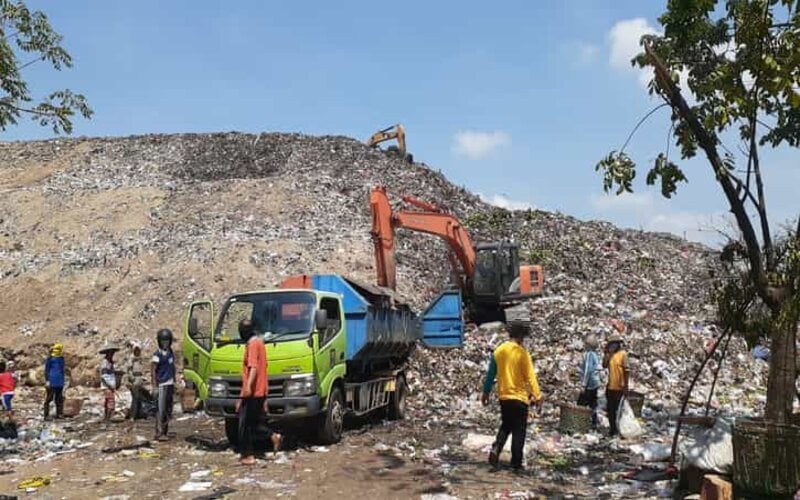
[306,274,463,362]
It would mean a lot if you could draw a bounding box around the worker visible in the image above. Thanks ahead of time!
[125,343,147,420]
[481,322,543,472]
[44,343,65,419]
[603,333,629,437]
[99,343,120,422]
[578,334,601,430]
[0,360,16,417]
[237,319,281,465]
[152,329,177,441]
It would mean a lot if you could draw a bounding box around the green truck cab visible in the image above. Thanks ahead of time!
[182,274,463,444]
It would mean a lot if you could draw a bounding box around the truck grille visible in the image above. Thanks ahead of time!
[224,379,284,398]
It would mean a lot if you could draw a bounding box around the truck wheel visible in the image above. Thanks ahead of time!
[317,386,344,444]
[225,417,239,447]
[388,375,407,420]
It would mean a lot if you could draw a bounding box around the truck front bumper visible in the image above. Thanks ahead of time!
[205,395,321,420]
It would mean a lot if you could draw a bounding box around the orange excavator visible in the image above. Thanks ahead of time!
[370,185,543,325]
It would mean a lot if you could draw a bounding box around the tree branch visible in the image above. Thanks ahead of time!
[750,114,774,270]
[0,100,60,117]
[644,43,773,307]
[619,103,670,152]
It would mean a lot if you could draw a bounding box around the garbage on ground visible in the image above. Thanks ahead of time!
[629,442,671,462]
[178,481,212,492]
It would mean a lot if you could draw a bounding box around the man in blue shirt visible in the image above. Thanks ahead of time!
[151,329,178,441]
[578,334,601,430]
[44,343,65,419]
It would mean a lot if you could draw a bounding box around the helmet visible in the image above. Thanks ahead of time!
[238,320,255,341]
[50,343,63,357]
[156,329,173,349]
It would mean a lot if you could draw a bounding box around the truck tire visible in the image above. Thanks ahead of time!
[388,374,407,420]
[317,386,344,445]
[225,417,239,447]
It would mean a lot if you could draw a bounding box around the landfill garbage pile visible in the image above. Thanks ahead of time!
[0,131,754,397]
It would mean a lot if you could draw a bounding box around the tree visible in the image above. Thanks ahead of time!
[0,0,91,135]
[596,0,800,423]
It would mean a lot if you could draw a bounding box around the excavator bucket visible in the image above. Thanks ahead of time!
[420,289,463,348]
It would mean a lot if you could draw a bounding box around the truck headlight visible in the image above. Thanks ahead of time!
[284,376,316,397]
[209,380,228,398]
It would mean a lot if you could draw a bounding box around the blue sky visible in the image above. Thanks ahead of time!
[5,1,798,245]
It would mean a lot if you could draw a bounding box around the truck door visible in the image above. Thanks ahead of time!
[183,300,215,399]
[315,297,343,393]
[421,289,463,347]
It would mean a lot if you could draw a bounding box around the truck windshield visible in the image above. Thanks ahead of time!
[215,291,316,343]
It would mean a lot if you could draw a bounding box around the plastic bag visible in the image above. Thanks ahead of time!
[617,398,643,438]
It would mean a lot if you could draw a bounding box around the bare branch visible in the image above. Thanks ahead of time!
[750,115,774,269]
[644,43,773,307]
[619,103,670,152]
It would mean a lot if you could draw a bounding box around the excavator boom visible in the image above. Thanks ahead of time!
[370,185,543,324]
[370,186,475,291]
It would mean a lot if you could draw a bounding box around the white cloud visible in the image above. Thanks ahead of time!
[590,191,728,246]
[480,193,535,211]
[590,192,655,212]
[645,212,729,246]
[608,18,660,87]
[451,130,511,160]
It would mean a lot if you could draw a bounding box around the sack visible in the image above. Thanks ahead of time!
[617,397,644,438]
[101,373,117,390]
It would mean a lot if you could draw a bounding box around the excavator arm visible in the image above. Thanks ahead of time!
[370,186,475,291]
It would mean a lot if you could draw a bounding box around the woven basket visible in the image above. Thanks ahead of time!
[180,388,197,413]
[63,398,83,418]
[559,403,592,434]
[627,391,645,418]
[732,418,800,497]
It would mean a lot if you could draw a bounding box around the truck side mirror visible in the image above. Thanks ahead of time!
[314,309,328,331]
[188,318,199,336]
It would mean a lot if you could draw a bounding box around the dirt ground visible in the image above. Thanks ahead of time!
[0,388,622,500]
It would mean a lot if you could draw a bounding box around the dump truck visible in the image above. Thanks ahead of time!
[182,274,462,445]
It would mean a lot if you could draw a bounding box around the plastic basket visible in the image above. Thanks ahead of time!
[626,391,645,418]
[63,398,83,418]
[558,403,592,434]
[180,388,197,413]
[732,418,800,497]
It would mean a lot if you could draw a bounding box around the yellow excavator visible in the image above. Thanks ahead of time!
[367,124,413,163]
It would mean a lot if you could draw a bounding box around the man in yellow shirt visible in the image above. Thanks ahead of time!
[603,333,629,437]
[481,323,543,471]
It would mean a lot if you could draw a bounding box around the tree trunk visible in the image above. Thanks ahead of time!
[765,318,798,423]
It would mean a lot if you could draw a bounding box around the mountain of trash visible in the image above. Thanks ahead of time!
[1,132,761,415]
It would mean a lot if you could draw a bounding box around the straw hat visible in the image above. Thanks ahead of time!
[98,343,120,355]
[607,333,623,344]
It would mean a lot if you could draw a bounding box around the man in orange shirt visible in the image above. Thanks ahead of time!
[238,319,282,465]
[603,333,629,437]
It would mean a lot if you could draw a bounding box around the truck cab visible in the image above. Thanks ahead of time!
[182,288,347,444]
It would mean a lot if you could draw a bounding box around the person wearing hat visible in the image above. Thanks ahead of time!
[481,322,543,472]
[125,343,147,420]
[44,343,66,419]
[99,343,120,422]
[603,333,629,437]
[151,328,178,441]
[578,334,601,430]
